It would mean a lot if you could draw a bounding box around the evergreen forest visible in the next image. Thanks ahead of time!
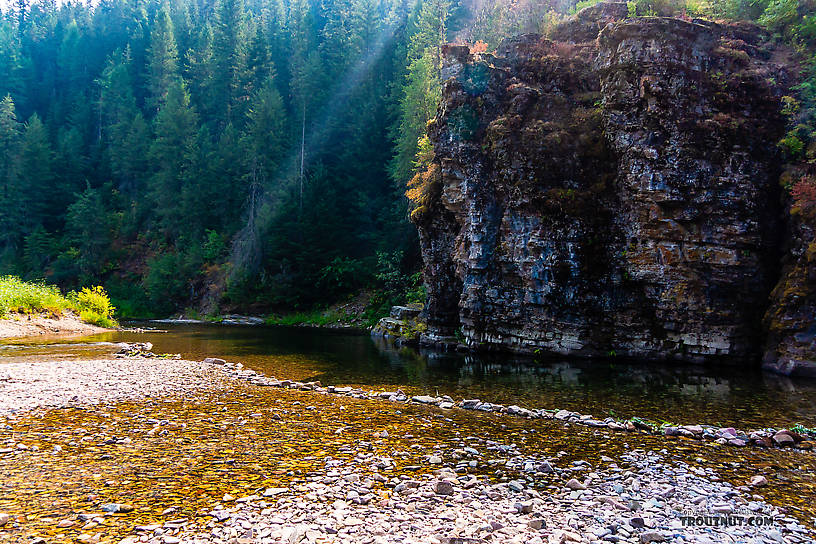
[0,0,813,319]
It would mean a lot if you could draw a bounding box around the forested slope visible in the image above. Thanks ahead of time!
[0,0,562,317]
[0,0,813,322]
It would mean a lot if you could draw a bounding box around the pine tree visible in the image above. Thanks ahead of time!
[288,0,321,213]
[17,113,55,231]
[409,0,450,71]
[212,0,249,127]
[145,2,181,113]
[98,47,138,140]
[0,15,24,100]
[389,0,449,188]
[245,19,273,99]
[0,95,21,254]
[113,112,151,196]
[98,47,150,195]
[65,184,113,280]
[243,76,287,184]
[149,81,198,237]
[54,126,87,209]
[184,23,216,122]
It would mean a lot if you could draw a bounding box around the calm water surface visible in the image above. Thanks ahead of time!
[2,322,815,429]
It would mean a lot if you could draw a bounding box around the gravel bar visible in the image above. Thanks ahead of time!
[0,358,225,415]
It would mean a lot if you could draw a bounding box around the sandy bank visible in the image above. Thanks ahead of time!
[0,311,110,340]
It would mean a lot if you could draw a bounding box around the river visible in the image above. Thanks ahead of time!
[0,323,815,541]
[2,322,816,429]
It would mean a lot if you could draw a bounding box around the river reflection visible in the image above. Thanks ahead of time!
[1,322,815,429]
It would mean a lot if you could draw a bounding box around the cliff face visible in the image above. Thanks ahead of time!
[763,209,816,376]
[414,4,816,369]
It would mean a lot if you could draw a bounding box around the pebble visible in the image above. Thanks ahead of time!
[263,487,288,496]
[565,479,586,491]
[3,353,815,544]
[0,358,225,415]
[748,475,768,487]
[100,503,134,513]
[434,480,454,495]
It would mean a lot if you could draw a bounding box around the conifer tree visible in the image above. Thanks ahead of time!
[0,95,21,254]
[212,0,249,126]
[389,0,449,188]
[145,2,181,113]
[148,81,198,237]
[17,113,55,231]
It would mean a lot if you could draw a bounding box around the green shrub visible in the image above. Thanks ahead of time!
[317,257,369,299]
[202,229,226,262]
[144,252,190,315]
[758,0,799,34]
[627,0,684,16]
[571,0,603,14]
[69,286,118,328]
[405,272,427,304]
[77,309,116,328]
[778,133,805,158]
[265,309,343,326]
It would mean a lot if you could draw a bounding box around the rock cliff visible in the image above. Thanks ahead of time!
[413,4,816,373]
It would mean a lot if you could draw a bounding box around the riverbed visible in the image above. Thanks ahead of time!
[0,324,815,543]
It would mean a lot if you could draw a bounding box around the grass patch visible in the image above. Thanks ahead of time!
[0,276,70,317]
[0,276,117,327]
[265,309,347,327]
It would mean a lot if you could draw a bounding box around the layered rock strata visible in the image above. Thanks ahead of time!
[414,5,805,366]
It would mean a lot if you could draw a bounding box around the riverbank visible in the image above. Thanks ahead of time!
[213,358,816,454]
[0,356,226,415]
[0,311,110,340]
[0,353,814,543]
[160,449,812,544]
[170,292,389,330]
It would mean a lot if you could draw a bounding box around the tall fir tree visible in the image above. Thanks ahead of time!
[17,113,55,232]
[0,95,21,255]
[145,1,181,113]
[389,0,450,188]
[148,80,198,238]
[212,0,249,127]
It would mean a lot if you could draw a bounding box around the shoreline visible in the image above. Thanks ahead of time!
[0,357,226,416]
[3,332,813,454]
[208,358,816,454]
[150,316,372,333]
[0,352,814,543]
[0,311,111,340]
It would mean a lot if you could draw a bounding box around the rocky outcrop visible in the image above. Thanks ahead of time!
[372,304,427,344]
[414,5,807,367]
[763,211,816,377]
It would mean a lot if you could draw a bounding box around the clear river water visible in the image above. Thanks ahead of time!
[2,322,815,429]
[1,323,816,541]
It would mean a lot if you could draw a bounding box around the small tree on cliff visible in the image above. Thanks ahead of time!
[389,0,450,192]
